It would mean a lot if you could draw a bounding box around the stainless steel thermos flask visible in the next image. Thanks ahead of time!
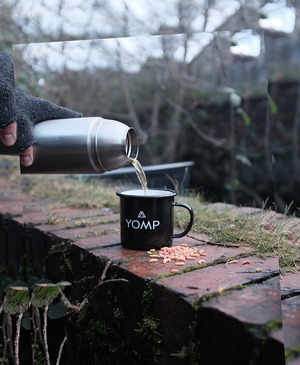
[0,117,139,174]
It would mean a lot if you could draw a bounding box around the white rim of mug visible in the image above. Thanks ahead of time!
[116,188,177,198]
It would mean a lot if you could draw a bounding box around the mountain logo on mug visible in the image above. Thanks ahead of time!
[137,211,146,218]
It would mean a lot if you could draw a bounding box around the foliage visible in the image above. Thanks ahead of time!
[73,305,130,363]
[0,280,70,365]
[134,316,162,364]
[132,282,162,364]
[0,261,127,365]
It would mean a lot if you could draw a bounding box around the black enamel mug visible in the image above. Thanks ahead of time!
[116,189,194,250]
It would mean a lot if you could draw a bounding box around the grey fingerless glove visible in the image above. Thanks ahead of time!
[0,51,82,151]
[0,52,16,127]
[15,88,82,151]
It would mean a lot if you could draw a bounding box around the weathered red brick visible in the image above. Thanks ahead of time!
[75,232,121,250]
[92,243,147,262]
[193,277,284,365]
[280,272,300,291]
[282,295,300,349]
[202,276,282,324]
[122,243,254,280]
[0,197,24,216]
[156,256,279,303]
[49,224,116,240]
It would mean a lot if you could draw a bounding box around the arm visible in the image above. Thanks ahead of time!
[0,51,82,166]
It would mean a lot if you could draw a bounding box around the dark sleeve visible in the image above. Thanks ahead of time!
[0,51,16,128]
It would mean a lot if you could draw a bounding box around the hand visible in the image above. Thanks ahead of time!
[0,122,33,166]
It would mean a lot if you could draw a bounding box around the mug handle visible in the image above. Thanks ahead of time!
[172,202,194,238]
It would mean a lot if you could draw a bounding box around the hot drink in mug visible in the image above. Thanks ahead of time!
[116,189,194,250]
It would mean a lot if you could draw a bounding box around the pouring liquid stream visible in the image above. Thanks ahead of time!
[129,158,148,194]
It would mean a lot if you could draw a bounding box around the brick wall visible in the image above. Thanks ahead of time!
[0,178,299,365]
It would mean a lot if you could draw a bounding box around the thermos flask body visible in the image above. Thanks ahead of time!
[0,117,139,174]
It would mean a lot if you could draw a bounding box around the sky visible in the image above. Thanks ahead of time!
[12,0,240,37]
[11,0,296,40]
[12,0,296,36]
[11,0,297,74]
